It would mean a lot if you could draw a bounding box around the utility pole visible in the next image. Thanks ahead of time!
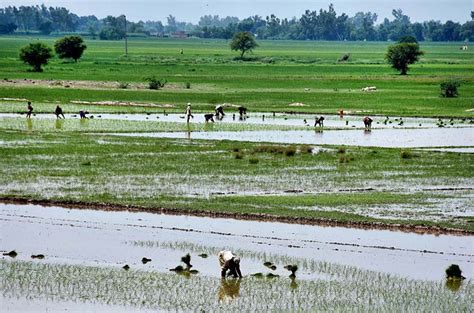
[123,15,128,56]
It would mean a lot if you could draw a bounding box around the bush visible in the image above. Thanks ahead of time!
[146,76,167,90]
[440,80,461,98]
[337,147,346,154]
[19,42,53,72]
[118,82,129,89]
[285,146,296,156]
[249,158,259,164]
[338,53,350,62]
[400,150,413,159]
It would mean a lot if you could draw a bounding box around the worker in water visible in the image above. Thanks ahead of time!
[55,105,65,119]
[26,101,33,118]
[218,250,242,278]
[185,103,194,123]
[215,104,225,120]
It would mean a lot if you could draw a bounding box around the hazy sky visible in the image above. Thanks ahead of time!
[1,0,472,24]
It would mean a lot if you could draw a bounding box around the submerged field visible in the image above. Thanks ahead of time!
[0,35,473,311]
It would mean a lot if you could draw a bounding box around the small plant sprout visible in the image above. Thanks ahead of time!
[445,264,465,280]
[181,253,192,269]
[284,265,298,278]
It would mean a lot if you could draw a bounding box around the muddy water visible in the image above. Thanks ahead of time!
[1,113,470,129]
[113,127,474,148]
[1,203,472,282]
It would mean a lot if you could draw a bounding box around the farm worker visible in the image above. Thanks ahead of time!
[215,104,225,119]
[363,116,373,130]
[218,250,242,278]
[314,116,325,127]
[79,110,89,119]
[55,105,65,119]
[338,109,344,118]
[204,113,215,123]
[238,106,247,120]
[185,103,193,123]
[26,101,33,118]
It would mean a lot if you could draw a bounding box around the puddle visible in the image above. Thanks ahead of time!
[111,127,474,148]
[1,113,471,129]
[1,202,472,281]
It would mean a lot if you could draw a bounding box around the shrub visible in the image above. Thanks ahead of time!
[249,158,259,164]
[118,82,129,89]
[235,152,244,159]
[285,146,296,156]
[146,76,167,90]
[338,53,350,62]
[440,80,461,98]
[400,150,413,159]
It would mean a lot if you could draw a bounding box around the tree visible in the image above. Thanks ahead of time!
[54,36,87,62]
[440,80,460,98]
[230,31,258,58]
[385,42,423,75]
[19,42,53,72]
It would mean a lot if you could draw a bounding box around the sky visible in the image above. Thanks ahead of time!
[0,0,472,24]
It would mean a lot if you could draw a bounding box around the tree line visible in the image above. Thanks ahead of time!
[1,4,473,42]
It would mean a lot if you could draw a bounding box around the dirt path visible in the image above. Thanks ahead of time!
[1,197,471,236]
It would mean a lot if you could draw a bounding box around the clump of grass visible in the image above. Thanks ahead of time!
[339,155,354,163]
[249,158,259,164]
[253,145,286,154]
[235,152,244,159]
[337,147,346,154]
[284,264,298,278]
[232,147,240,152]
[300,145,313,154]
[401,150,419,159]
[146,76,167,90]
[285,146,296,157]
[445,264,465,279]
[198,253,208,258]
[117,82,129,89]
[81,161,92,166]
[185,82,191,89]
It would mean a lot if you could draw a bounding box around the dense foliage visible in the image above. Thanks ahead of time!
[440,80,461,97]
[230,32,258,58]
[19,42,53,72]
[386,42,424,75]
[0,5,472,42]
[54,36,87,62]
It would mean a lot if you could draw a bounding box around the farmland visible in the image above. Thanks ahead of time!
[0,35,473,311]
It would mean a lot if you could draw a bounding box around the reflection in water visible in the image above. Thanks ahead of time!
[364,129,372,135]
[80,118,88,128]
[218,278,240,303]
[55,119,64,130]
[26,119,33,131]
[445,279,462,292]
[290,277,298,290]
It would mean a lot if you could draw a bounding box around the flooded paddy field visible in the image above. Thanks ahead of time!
[114,127,474,149]
[1,202,472,311]
[1,112,472,129]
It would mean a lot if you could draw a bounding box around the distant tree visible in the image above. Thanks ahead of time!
[0,22,17,34]
[19,42,53,72]
[440,80,461,98]
[230,31,258,58]
[38,19,53,35]
[461,21,474,41]
[398,35,417,43]
[385,42,423,75]
[54,36,87,62]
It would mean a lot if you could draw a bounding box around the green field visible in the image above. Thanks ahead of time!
[0,36,473,117]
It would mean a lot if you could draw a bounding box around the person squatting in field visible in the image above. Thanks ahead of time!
[26,101,33,118]
[55,105,65,119]
[218,250,242,278]
[79,110,89,119]
[215,104,225,120]
[363,116,373,130]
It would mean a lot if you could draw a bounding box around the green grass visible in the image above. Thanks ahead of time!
[1,130,472,231]
[0,36,472,117]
